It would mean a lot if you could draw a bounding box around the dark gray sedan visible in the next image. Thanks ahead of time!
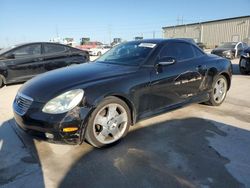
[0,42,89,87]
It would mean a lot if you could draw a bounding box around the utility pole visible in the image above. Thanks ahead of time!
[56,25,59,38]
[108,25,112,45]
[177,16,184,25]
[5,37,9,47]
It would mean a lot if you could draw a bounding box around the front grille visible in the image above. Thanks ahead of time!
[14,93,33,115]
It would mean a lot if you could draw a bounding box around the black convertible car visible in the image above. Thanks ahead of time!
[0,42,89,87]
[13,39,232,147]
[239,47,250,75]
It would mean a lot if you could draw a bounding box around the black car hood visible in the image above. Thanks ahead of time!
[212,48,235,53]
[19,62,137,102]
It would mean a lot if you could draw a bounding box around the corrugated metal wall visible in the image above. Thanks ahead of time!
[163,17,250,48]
[163,25,201,42]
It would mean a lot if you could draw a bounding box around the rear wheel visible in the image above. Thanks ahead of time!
[239,58,249,75]
[206,75,228,106]
[85,96,131,148]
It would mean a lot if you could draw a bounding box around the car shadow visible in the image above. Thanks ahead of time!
[59,117,247,188]
[0,118,44,187]
[2,117,249,187]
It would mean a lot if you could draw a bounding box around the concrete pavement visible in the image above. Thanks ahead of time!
[0,59,250,188]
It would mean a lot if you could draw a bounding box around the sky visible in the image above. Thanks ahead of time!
[0,0,249,48]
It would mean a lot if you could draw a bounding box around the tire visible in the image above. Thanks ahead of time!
[206,75,228,106]
[97,51,102,56]
[239,58,249,75]
[0,76,4,88]
[85,96,131,148]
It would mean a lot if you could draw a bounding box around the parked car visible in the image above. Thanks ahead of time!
[176,38,205,50]
[176,38,196,45]
[88,45,111,56]
[77,41,103,50]
[239,47,250,74]
[211,42,248,59]
[0,42,89,88]
[13,39,232,148]
[196,42,206,50]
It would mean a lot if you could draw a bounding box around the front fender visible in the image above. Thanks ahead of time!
[214,59,232,90]
[205,58,232,91]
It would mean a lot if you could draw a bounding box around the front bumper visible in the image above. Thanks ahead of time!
[13,101,92,144]
[211,51,234,59]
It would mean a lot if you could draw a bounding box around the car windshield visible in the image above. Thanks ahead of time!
[219,42,236,48]
[96,41,157,66]
[0,45,18,55]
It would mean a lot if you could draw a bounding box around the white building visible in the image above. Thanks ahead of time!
[162,15,250,48]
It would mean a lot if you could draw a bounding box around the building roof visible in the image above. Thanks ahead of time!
[129,38,199,45]
[162,15,250,29]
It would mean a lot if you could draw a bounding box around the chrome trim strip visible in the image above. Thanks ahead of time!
[17,92,34,102]
[13,92,33,116]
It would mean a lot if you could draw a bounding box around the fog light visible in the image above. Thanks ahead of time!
[62,127,78,132]
[45,133,54,139]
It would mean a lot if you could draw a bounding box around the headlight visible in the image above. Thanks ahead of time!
[223,50,232,55]
[42,89,84,114]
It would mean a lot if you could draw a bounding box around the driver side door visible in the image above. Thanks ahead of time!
[5,44,43,82]
[149,41,205,113]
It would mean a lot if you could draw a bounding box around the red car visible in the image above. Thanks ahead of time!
[77,42,103,50]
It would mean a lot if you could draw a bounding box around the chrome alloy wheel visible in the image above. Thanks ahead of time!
[213,77,227,104]
[93,103,128,144]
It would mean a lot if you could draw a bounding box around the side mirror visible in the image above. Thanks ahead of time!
[157,57,176,66]
[155,57,176,74]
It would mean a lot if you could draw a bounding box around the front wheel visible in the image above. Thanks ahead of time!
[85,96,131,148]
[206,75,228,106]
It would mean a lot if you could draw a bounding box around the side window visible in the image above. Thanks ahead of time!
[192,45,205,57]
[44,44,66,54]
[243,43,248,49]
[237,43,243,50]
[11,44,41,59]
[160,42,195,61]
[160,43,180,60]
